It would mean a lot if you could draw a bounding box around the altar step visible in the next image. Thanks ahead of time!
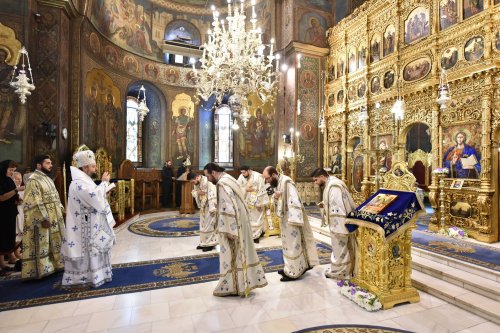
[308,216,500,324]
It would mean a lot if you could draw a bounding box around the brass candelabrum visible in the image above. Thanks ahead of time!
[432,168,449,232]
[279,127,304,180]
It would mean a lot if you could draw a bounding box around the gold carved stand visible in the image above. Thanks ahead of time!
[347,162,423,309]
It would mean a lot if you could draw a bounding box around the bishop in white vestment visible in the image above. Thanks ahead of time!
[312,168,356,279]
[204,163,267,296]
[263,166,319,281]
[189,173,218,251]
[61,150,116,289]
[237,167,269,241]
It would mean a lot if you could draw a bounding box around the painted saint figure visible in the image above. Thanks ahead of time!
[443,131,481,179]
[173,107,191,159]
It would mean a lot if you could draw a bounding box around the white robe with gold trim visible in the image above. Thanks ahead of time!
[237,171,269,239]
[321,176,356,279]
[61,166,116,288]
[214,173,267,296]
[192,175,218,247]
[274,175,319,279]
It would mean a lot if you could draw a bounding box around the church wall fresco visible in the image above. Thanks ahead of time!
[296,7,331,48]
[297,55,321,179]
[236,94,275,168]
[88,0,274,62]
[325,0,499,242]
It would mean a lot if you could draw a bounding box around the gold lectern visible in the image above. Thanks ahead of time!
[346,162,424,309]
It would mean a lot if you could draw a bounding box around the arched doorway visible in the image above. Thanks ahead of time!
[404,123,432,192]
[126,81,166,168]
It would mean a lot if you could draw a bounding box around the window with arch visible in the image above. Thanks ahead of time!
[126,97,142,163]
[214,105,233,166]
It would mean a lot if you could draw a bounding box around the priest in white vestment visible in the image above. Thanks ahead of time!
[188,172,218,251]
[312,168,356,279]
[237,166,269,243]
[61,150,116,289]
[204,163,267,296]
[263,166,319,281]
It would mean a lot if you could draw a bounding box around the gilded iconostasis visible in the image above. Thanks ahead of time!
[325,0,500,242]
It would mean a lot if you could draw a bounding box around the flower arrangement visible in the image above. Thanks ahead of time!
[445,226,468,239]
[432,167,449,175]
[337,279,382,311]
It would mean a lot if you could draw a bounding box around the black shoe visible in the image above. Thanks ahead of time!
[196,245,203,250]
[280,275,298,282]
[253,238,260,244]
[202,246,215,252]
[277,269,285,276]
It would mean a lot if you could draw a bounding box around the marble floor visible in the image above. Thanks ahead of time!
[1,211,499,333]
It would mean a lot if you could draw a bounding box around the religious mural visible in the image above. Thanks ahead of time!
[171,93,195,161]
[370,135,392,175]
[237,94,275,167]
[0,22,24,161]
[404,7,430,44]
[328,141,342,175]
[297,56,321,178]
[327,93,335,107]
[440,0,457,30]
[90,0,159,58]
[370,34,381,63]
[358,45,367,69]
[384,70,395,89]
[337,56,345,77]
[463,0,483,20]
[298,11,329,48]
[371,76,381,94]
[348,48,356,73]
[464,36,484,62]
[353,155,364,192]
[442,124,481,179]
[496,32,500,51]
[357,81,366,98]
[403,58,431,82]
[305,0,333,12]
[441,47,458,70]
[337,90,344,104]
[383,25,396,57]
[90,1,273,61]
[84,68,123,165]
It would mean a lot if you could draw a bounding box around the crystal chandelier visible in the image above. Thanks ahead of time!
[436,69,451,109]
[194,0,278,127]
[10,46,35,104]
[136,85,149,122]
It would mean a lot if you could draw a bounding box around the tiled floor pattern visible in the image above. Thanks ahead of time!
[1,211,499,333]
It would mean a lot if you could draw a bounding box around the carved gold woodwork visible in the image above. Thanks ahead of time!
[349,161,421,309]
[325,0,499,242]
[0,22,22,66]
[382,161,417,192]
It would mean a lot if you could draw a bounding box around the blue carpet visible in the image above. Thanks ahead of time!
[128,214,201,237]
[306,205,500,272]
[0,242,332,311]
[293,324,413,333]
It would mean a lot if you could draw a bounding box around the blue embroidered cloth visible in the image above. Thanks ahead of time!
[346,189,424,238]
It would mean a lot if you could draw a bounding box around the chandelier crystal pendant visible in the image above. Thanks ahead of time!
[391,81,406,121]
[136,85,149,122]
[10,46,35,104]
[194,0,279,127]
[436,69,451,109]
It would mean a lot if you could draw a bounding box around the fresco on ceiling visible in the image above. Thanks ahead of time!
[298,11,329,48]
[90,0,273,61]
[304,0,333,12]
[90,0,159,58]
[165,20,201,46]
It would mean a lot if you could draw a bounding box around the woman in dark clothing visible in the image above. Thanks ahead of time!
[161,159,174,208]
[175,160,187,208]
[0,160,22,275]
